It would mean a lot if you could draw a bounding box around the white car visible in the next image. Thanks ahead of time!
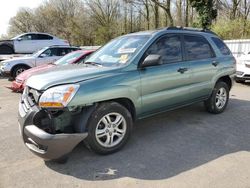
[235,54,250,83]
[0,45,80,78]
[0,32,69,54]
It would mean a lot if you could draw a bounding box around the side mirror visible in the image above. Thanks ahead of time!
[141,54,161,68]
[17,38,22,41]
[39,54,47,58]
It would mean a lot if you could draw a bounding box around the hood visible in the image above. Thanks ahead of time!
[26,64,119,90]
[16,63,55,82]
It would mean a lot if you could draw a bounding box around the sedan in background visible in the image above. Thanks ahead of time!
[0,45,80,78]
[8,50,95,92]
[0,32,69,54]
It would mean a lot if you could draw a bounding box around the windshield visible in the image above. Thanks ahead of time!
[54,51,83,65]
[31,47,48,57]
[86,35,150,66]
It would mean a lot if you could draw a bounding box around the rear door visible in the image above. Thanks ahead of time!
[36,34,54,50]
[183,34,218,99]
[140,34,193,115]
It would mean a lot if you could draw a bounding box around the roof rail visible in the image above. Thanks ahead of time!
[165,26,217,36]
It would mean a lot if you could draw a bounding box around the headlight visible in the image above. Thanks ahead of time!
[2,62,9,66]
[39,84,80,108]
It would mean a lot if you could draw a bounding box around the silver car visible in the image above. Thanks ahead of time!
[0,45,80,78]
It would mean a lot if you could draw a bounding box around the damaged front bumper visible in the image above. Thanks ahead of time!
[18,94,88,160]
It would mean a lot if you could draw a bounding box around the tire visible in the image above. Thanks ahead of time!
[85,102,133,155]
[0,45,14,54]
[204,81,229,114]
[12,66,29,78]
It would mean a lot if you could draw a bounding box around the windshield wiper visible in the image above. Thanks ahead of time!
[84,61,103,67]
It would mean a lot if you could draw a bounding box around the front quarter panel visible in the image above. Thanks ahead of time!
[69,68,142,115]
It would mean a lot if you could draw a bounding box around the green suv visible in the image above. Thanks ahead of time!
[18,27,236,161]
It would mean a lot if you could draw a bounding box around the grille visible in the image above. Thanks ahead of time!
[21,87,42,113]
[244,74,250,78]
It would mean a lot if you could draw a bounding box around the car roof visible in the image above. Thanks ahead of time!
[126,26,217,37]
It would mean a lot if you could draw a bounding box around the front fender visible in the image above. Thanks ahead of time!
[69,85,141,112]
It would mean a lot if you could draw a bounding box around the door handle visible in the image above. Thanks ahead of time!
[212,61,219,67]
[177,67,188,74]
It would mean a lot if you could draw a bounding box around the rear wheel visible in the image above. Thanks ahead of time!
[85,102,133,154]
[204,81,229,114]
[12,66,29,78]
[0,45,14,54]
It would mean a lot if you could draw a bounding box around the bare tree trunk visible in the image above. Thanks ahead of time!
[154,0,160,28]
[176,0,182,26]
[231,0,240,20]
[185,0,189,27]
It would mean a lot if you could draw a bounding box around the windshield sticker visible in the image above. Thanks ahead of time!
[118,48,136,54]
[120,54,129,64]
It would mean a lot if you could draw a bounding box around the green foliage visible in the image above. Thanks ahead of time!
[189,0,217,29]
[212,18,250,40]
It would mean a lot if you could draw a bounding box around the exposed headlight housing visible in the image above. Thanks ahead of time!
[39,84,80,108]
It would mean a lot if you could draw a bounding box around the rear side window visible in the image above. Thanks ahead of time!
[57,48,73,56]
[146,34,182,64]
[41,48,58,57]
[211,37,231,56]
[36,34,53,40]
[184,35,214,61]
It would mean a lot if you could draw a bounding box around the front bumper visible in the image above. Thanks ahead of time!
[236,64,250,80]
[18,101,88,160]
[0,65,11,76]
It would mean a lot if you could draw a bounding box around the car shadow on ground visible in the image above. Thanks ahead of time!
[45,98,250,181]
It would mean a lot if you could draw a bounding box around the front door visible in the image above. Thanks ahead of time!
[139,34,192,115]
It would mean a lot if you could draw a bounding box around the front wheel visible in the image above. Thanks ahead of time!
[85,102,133,154]
[204,81,229,114]
[12,66,28,78]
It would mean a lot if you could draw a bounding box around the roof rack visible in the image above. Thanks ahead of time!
[165,26,217,35]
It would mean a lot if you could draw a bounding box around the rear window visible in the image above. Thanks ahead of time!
[211,37,231,56]
[184,35,215,61]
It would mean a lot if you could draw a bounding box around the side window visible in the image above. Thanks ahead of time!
[20,34,36,40]
[36,34,53,40]
[146,34,182,64]
[57,48,70,56]
[41,48,58,57]
[184,35,215,61]
[211,37,231,56]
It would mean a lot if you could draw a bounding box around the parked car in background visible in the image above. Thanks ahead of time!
[0,32,69,54]
[18,27,236,161]
[235,53,250,83]
[9,50,95,92]
[0,45,80,78]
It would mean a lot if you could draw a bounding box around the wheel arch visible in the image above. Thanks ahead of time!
[10,64,31,77]
[217,75,232,90]
[0,42,14,54]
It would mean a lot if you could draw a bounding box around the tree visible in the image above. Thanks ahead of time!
[189,0,217,29]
